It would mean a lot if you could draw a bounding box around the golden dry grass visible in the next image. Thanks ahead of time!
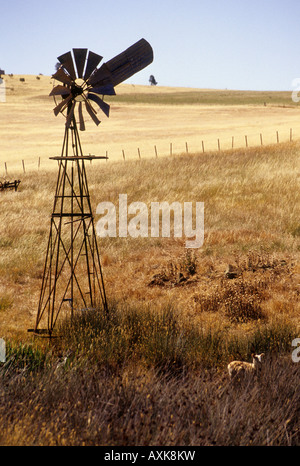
[1,76,300,445]
[1,75,300,173]
[0,138,300,341]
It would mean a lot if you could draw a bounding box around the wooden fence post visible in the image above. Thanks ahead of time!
[185,142,188,153]
[122,149,125,161]
[260,133,263,146]
[202,141,205,153]
[245,135,248,148]
[154,145,158,158]
[22,160,25,173]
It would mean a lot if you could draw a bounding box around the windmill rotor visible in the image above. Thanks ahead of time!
[50,38,153,130]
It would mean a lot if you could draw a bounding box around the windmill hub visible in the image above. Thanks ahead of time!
[71,79,86,101]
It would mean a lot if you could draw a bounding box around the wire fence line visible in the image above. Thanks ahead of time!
[0,126,299,176]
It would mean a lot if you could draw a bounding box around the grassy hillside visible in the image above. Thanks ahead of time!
[1,75,300,170]
[3,74,295,106]
[108,88,296,107]
[1,140,300,338]
[0,83,300,445]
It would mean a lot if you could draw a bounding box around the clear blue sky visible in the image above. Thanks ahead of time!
[1,0,300,90]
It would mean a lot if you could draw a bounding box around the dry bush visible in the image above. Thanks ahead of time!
[221,278,266,323]
[148,250,198,287]
[194,277,268,323]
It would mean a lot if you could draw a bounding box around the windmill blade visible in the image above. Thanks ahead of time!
[89,83,116,96]
[87,93,110,117]
[78,101,85,131]
[49,85,71,97]
[73,48,87,78]
[52,68,73,86]
[53,94,72,116]
[66,101,76,128]
[90,38,153,87]
[84,50,103,81]
[57,51,76,79]
[85,101,101,126]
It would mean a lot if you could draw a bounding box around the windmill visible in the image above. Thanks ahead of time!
[32,39,153,336]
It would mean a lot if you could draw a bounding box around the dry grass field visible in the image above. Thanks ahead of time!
[0,76,300,446]
[1,74,300,172]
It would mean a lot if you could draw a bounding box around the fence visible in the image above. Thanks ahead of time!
[117,127,296,160]
[0,127,299,174]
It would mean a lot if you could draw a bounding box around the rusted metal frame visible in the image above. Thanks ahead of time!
[49,120,81,329]
[51,214,87,299]
[53,127,69,213]
[58,166,83,213]
[35,220,65,333]
[72,118,94,307]
[76,160,96,300]
[51,217,93,331]
[80,150,108,310]
[35,101,108,334]
[0,180,21,191]
[47,119,92,327]
[50,156,108,160]
[85,219,108,313]
[40,214,88,331]
[81,171,108,312]
[71,161,74,319]
[50,117,72,331]
[48,219,54,333]
[35,141,67,333]
[52,247,86,331]
[35,218,60,332]
[45,130,70,333]
[35,219,55,332]
[81,156,108,313]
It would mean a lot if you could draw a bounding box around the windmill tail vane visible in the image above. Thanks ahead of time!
[30,39,153,337]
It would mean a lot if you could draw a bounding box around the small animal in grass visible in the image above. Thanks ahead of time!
[227,353,265,380]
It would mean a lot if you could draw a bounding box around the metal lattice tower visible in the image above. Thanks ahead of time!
[34,116,108,336]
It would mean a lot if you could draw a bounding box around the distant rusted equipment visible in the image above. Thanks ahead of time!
[32,39,153,337]
[0,69,4,77]
[0,180,21,192]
